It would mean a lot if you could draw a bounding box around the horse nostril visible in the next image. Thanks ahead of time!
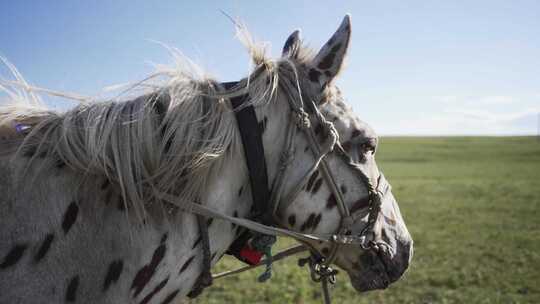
[378,239,412,283]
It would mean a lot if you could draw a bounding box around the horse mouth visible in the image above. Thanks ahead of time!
[348,249,393,292]
[351,273,390,292]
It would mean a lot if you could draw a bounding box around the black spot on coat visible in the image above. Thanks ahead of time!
[306,171,319,192]
[160,290,180,304]
[179,255,195,274]
[138,277,169,304]
[326,194,337,209]
[313,213,322,229]
[131,235,168,297]
[192,236,202,249]
[65,275,79,302]
[311,179,323,194]
[300,213,320,232]
[34,234,54,262]
[0,244,27,269]
[62,201,79,234]
[350,196,371,214]
[351,129,362,138]
[103,260,124,291]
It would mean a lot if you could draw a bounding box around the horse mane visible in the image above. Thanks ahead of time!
[0,29,316,217]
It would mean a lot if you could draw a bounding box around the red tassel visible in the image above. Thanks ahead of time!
[239,246,264,265]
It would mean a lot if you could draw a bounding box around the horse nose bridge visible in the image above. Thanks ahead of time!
[374,195,413,281]
[379,189,410,236]
[372,188,413,257]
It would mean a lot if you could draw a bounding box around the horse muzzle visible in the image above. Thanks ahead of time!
[349,236,413,292]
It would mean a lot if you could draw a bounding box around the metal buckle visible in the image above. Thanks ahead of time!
[298,255,339,285]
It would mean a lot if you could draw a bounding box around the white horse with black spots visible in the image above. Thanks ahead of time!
[0,16,412,303]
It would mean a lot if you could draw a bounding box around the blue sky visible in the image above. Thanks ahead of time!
[1,1,539,135]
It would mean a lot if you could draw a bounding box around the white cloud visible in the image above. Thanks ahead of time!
[377,104,540,136]
[377,94,536,135]
[478,95,515,105]
[434,95,515,106]
[434,95,459,103]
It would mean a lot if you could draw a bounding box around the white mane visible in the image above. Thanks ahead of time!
[0,31,312,218]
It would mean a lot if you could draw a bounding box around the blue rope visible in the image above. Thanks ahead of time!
[251,233,276,282]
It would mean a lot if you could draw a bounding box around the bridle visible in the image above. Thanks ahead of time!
[260,71,391,301]
[156,65,393,303]
[269,75,388,257]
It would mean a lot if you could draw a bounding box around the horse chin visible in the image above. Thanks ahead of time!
[347,251,391,292]
[349,271,390,292]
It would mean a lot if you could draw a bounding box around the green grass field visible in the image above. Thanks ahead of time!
[194,137,540,304]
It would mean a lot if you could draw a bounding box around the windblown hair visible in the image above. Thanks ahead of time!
[0,30,315,216]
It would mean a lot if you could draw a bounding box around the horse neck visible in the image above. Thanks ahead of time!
[186,91,289,259]
[255,93,291,194]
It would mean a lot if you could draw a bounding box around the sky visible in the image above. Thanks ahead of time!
[1,1,539,135]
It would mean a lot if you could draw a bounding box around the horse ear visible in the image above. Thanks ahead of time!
[282,29,301,57]
[308,15,351,86]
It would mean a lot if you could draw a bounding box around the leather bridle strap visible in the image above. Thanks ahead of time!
[224,81,273,225]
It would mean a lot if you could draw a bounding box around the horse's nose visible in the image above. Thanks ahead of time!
[385,237,413,282]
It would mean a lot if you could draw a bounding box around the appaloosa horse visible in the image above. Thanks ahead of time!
[0,15,412,304]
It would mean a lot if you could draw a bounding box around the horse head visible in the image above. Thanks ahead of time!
[266,15,413,292]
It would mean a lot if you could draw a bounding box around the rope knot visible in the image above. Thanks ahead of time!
[294,110,311,130]
[279,150,295,170]
[324,121,339,147]
[318,121,339,156]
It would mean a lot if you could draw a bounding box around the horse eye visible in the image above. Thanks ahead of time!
[360,141,376,153]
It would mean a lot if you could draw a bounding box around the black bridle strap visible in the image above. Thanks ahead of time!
[225,82,272,225]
